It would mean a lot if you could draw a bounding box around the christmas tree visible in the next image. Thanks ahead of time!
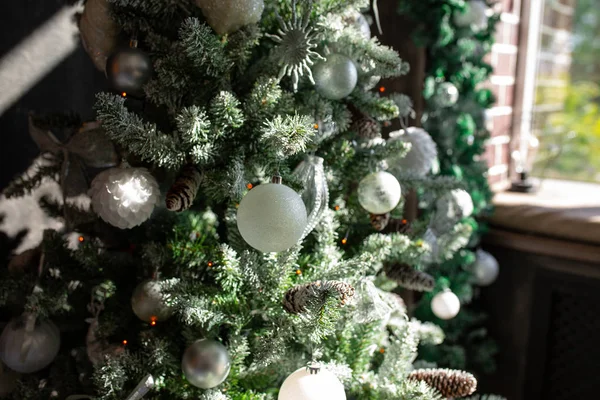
[0,0,495,399]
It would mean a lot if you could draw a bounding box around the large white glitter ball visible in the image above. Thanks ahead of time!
[0,316,60,373]
[89,167,160,229]
[237,183,308,253]
[435,82,459,108]
[278,367,346,400]
[472,249,499,286]
[357,171,402,215]
[194,0,264,35]
[313,54,358,100]
[431,189,474,234]
[431,291,461,320]
[453,0,489,32]
[387,127,438,177]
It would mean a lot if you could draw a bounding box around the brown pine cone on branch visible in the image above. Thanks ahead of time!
[384,263,435,292]
[166,165,202,212]
[283,280,355,314]
[351,115,381,139]
[408,368,477,398]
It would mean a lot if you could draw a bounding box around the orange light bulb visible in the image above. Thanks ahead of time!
[78,236,85,242]
[246,183,253,189]
[379,86,386,93]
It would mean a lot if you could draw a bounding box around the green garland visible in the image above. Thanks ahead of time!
[398,0,500,374]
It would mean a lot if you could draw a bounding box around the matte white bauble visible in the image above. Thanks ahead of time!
[453,0,489,32]
[387,127,438,177]
[237,183,308,252]
[89,167,160,229]
[278,367,346,400]
[0,316,60,373]
[472,249,499,286]
[313,54,358,100]
[431,291,461,320]
[357,171,402,214]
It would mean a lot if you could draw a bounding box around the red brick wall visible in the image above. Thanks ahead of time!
[484,0,522,188]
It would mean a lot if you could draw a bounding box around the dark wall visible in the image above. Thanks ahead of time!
[0,0,106,190]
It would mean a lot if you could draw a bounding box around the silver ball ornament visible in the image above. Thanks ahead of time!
[89,167,160,229]
[348,13,371,39]
[278,366,346,400]
[182,339,231,389]
[358,171,402,215]
[131,279,174,323]
[313,54,358,100]
[453,0,489,32]
[431,290,461,320]
[472,249,499,286]
[236,182,308,253]
[106,47,152,96]
[435,82,459,108]
[387,127,438,177]
[0,316,60,373]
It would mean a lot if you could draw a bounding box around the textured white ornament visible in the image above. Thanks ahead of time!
[472,249,499,286]
[431,189,474,234]
[194,0,264,35]
[182,339,231,389]
[0,315,60,373]
[313,54,358,100]
[387,127,438,177]
[453,0,489,31]
[237,182,308,252]
[131,280,174,323]
[278,366,346,400]
[357,171,401,214]
[89,168,160,229]
[435,82,459,108]
[431,291,460,320]
[347,12,371,39]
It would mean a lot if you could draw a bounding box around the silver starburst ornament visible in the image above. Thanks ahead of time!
[266,0,324,91]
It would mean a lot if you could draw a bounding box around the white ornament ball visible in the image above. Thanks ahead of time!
[431,291,461,320]
[349,13,371,39]
[0,316,60,373]
[472,249,499,286]
[435,82,459,108]
[182,339,231,389]
[131,279,174,323]
[313,54,358,100]
[278,367,346,400]
[431,189,474,234]
[387,127,438,177]
[194,0,265,35]
[453,0,489,32]
[237,183,308,252]
[89,167,160,229]
[357,171,402,215]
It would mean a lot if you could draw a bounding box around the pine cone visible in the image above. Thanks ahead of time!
[370,213,390,231]
[352,115,381,139]
[166,165,202,212]
[283,280,355,314]
[408,368,477,398]
[383,263,435,292]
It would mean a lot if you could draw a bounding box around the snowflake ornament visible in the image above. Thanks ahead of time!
[266,0,324,91]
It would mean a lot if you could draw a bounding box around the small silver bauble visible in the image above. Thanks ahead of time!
[106,46,152,95]
[89,167,160,229]
[357,171,402,215]
[278,366,346,400]
[131,279,174,323]
[182,339,231,389]
[236,181,308,252]
[453,0,489,32]
[0,315,60,373]
[387,127,438,177]
[313,54,358,100]
[431,290,461,320]
[472,249,499,286]
[435,82,459,108]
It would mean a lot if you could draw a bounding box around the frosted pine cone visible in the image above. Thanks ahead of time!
[352,115,381,139]
[383,263,435,292]
[283,280,355,314]
[89,167,160,229]
[408,368,477,398]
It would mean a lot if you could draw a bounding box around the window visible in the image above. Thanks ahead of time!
[516,0,600,183]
